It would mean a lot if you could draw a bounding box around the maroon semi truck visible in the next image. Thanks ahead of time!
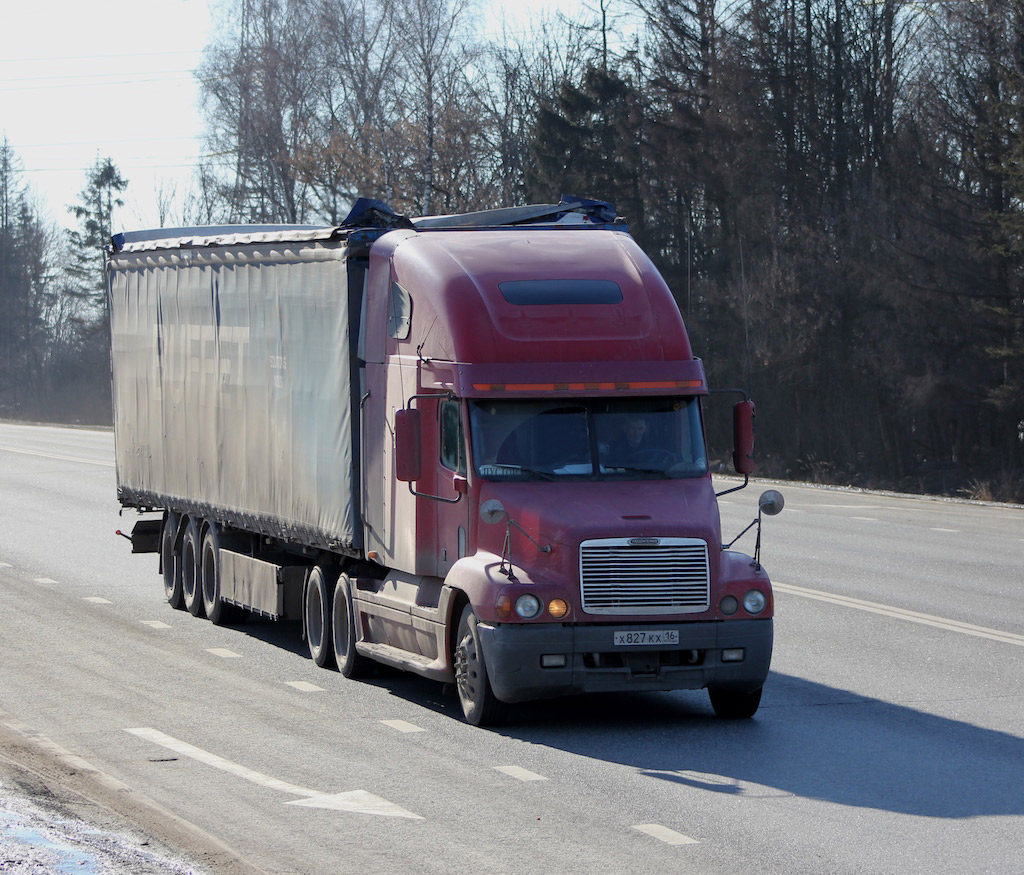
[108,198,781,725]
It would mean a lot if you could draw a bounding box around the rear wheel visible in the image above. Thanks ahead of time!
[181,519,205,618]
[454,605,507,727]
[160,512,183,609]
[708,685,763,719]
[201,525,235,625]
[332,573,373,678]
[306,566,336,668]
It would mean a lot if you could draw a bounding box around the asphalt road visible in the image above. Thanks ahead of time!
[1,422,1022,874]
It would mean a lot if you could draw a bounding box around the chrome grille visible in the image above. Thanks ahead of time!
[580,538,710,615]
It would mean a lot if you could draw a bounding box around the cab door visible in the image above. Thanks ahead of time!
[435,398,470,577]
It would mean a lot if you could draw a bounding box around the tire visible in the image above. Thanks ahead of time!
[453,605,507,726]
[181,518,205,618]
[306,566,336,669]
[160,512,184,609]
[708,685,763,719]
[331,573,373,678]
[201,525,235,625]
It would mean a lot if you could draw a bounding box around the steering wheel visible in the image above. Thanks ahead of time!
[630,449,677,468]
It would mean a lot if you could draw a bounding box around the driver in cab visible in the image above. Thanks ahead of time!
[607,416,652,467]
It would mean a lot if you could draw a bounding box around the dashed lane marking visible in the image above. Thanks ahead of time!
[34,577,58,584]
[124,728,423,819]
[141,620,171,629]
[206,648,242,659]
[83,597,112,604]
[285,681,324,692]
[494,765,547,782]
[0,562,12,568]
[774,581,1024,647]
[632,824,699,845]
[930,527,961,533]
[381,720,426,733]
[0,444,114,467]
[850,516,878,522]
[807,504,881,510]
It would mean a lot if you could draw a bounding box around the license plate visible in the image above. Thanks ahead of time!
[613,629,680,646]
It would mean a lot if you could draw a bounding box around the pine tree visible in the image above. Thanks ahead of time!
[66,156,127,326]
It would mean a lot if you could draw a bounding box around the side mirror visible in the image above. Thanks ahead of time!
[394,408,421,482]
[758,489,784,516]
[732,400,756,475]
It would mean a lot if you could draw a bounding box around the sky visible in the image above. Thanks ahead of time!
[1,0,591,235]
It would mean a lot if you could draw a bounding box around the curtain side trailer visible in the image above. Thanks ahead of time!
[108,199,782,725]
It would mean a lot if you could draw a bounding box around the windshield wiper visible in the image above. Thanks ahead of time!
[604,465,672,478]
[496,464,557,481]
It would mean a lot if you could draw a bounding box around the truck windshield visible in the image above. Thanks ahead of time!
[469,397,708,481]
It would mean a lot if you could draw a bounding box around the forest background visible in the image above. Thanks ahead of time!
[1,0,1022,501]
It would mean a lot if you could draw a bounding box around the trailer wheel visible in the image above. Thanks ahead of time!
[201,525,234,625]
[454,605,507,727]
[181,519,205,618]
[708,685,762,719]
[161,512,184,609]
[332,573,372,678]
[305,566,336,668]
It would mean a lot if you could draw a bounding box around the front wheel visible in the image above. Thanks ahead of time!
[453,605,507,727]
[708,685,763,719]
[305,566,336,669]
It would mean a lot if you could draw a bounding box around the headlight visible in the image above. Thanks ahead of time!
[515,594,542,619]
[742,589,767,615]
[720,595,739,615]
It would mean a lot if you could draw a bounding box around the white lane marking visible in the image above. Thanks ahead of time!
[207,648,242,658]
[125,728,422,819]
[930,527,960,533]
[34,577,58,584]
[141,620,171,629]
[0,562,12,568]
[494,765,547,782]
[774,582,1024,647]
[851,516,878,522]
[285,681,324,692]
[381,719,426,733]
[83,597,112,604]
[0,444,114,467]
[807,504,880,510]
[632,824,699,845]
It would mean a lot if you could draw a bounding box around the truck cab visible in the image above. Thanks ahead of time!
[351,204,774,724]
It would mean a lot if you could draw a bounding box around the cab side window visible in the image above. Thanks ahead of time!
[440,400,466,474]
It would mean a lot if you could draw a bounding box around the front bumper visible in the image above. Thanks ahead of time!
[476,619,773,704]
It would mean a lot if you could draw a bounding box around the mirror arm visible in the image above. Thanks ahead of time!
[715,473,749,498]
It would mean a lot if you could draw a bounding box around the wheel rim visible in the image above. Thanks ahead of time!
[183,538,197,602]
[202,541,217,608]
[307,580,324,651]
[333,588,350,661]
[455,626,483,709]
[161,519,178,601]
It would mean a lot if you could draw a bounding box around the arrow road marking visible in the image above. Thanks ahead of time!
[773,582,1024,647]
[125,728,423,819]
